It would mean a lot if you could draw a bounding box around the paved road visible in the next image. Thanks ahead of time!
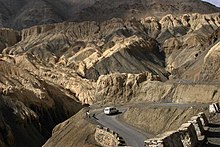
[93,103,209,147]
[95,108,152,147]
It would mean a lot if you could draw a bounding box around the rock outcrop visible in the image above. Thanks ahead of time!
[94,72,161,104]
[84,35,168,80]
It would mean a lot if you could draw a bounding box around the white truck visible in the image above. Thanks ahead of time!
[104,107,119,115]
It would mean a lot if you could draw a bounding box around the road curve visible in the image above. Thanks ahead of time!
[95,108,152,147]
[93,103,209,146]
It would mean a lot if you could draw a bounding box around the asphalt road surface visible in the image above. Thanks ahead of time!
[94,103,210,147]
[96,108,152,147]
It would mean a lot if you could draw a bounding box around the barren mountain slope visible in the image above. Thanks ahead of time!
[0,60,83,147]
[70,0,220,22]
[43,109,98,147]
[0,0,219,29]
[122,106,207,135]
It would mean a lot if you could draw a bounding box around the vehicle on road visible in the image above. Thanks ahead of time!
[104,107,119,115]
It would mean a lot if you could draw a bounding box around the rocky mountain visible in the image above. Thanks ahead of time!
[0,0,219,146]
[0,12,219,146]
[0,0,219,30]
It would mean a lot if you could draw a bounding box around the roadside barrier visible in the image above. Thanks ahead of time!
[209,102,220,113]
[95,125,126,147]
[178,122,198,147]
[144,112,210,147]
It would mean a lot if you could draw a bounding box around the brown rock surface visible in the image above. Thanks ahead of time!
[130,81,220,103]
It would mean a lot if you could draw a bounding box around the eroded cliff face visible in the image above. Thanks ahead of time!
[142,13,220,81]
[130,81,220,103]
[93,72,220,105]
[84,35,168,80]
[94,72,161,104]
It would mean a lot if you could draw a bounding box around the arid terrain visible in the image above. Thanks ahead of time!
[0,0,219,30]
[0,0,219,147]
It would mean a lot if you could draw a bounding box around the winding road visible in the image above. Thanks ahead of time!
[95,107,152,147]
[92,103,210,147]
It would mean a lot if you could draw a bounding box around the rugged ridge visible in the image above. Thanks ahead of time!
[0,0,219,29]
